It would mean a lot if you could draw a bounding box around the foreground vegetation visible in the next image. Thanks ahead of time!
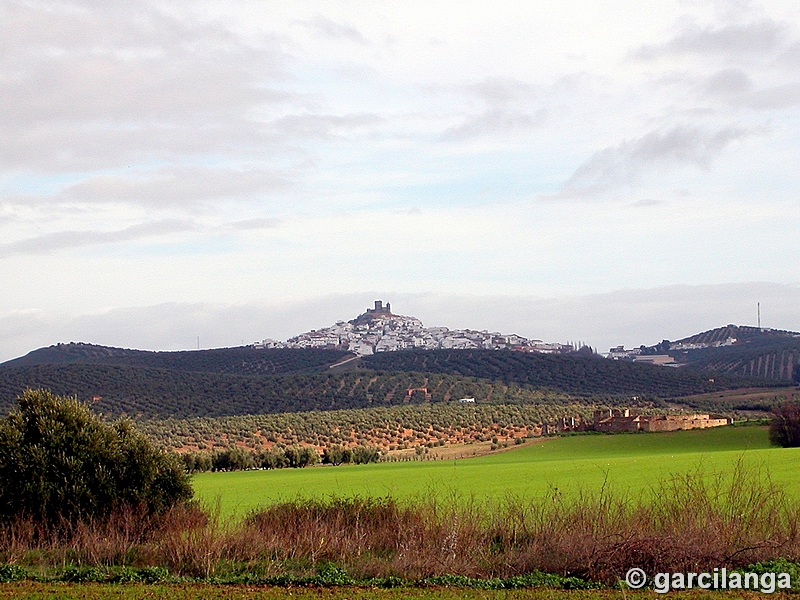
[2,465,800,589]
[2,392,800,596]
[3,583,786,600]
[0,389,191,524]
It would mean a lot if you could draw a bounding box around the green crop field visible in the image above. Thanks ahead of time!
[193,425,800,518]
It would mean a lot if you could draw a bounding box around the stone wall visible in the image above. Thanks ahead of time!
[594,411,730,433]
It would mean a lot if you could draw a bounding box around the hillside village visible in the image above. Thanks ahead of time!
[253,300,574,356]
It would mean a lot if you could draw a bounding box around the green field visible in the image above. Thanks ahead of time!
[193,425,800,518]
[0,582,771,600]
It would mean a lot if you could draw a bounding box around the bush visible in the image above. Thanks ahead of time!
[0,564,28,583]
[769,400,800,447]
[0,389,192,524]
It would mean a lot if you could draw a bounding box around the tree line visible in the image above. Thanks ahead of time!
[181,443,380,473]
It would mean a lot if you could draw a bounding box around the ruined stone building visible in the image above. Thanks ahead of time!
[592,409,730,433]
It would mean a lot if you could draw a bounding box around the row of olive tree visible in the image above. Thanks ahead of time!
[182,445,320,472]
[181,443,381,473]
[321,444,381,465]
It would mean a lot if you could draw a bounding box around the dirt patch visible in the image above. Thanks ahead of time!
[385,437,551,461]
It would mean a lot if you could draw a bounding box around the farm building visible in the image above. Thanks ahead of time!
[592,409,730,432]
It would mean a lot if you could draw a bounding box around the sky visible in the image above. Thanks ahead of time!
[2,0,800,361]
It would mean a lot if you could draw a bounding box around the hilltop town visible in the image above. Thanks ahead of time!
[253,300,574,356]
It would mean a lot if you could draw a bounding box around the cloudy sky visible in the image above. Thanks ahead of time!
[2,0,800,361]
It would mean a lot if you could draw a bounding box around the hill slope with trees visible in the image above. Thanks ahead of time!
[1,343,349,376]
[0,364,577,418]
[667,326,800,381]
[0,340,786,421]
[0,351,775,420]
[362,349,767,396]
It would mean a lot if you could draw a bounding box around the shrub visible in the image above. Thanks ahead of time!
[769,400,800,447]
[0,564,28,582]
[0,389,192,524]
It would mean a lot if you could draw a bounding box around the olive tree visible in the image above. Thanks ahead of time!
[0,389,192,523]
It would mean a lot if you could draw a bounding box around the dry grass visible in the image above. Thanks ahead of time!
[1,462,799,584]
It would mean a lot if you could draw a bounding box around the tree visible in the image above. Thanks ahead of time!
[0,389,192,524]
[322,445,352,465]
[769,400,800,448]
[212,446,255,471]
[284,445,319,468]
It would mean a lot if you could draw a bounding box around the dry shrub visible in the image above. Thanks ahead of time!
[494,461,800,582]
[148,503,226,578]
[224,462,800,582]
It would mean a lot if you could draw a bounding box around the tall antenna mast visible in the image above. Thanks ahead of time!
[758,302,761,330]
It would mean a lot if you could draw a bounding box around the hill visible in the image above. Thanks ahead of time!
[361,349,769,397]
[668,326,800,381]
[0,364,582,419]
[0,353,774,420]
[0,339,788,420]
[1,343,349,375]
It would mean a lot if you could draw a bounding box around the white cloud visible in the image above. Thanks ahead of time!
[298,16,370,45]
[441,109,546,141]
[1,0,799,357]
[634,19,789,60]
[561,125,761,195]
[0,219,196,256]
[61,167,293,207]
[0,0,293,172]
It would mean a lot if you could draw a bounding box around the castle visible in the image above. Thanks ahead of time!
[365,300,392,315]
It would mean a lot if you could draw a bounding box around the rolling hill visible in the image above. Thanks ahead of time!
[0,364,572,418]
[361,349,767,396]
[0,343,782,419]
[668,325,800,381]
[2,343,349,375]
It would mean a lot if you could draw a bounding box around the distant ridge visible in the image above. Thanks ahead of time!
[675,324,796,346]
[669,325,800,381]
[0,343,776,419]
[1,343,349,376]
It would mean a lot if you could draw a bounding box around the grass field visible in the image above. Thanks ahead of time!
[0,582,785,599]
[193,425,800,518]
